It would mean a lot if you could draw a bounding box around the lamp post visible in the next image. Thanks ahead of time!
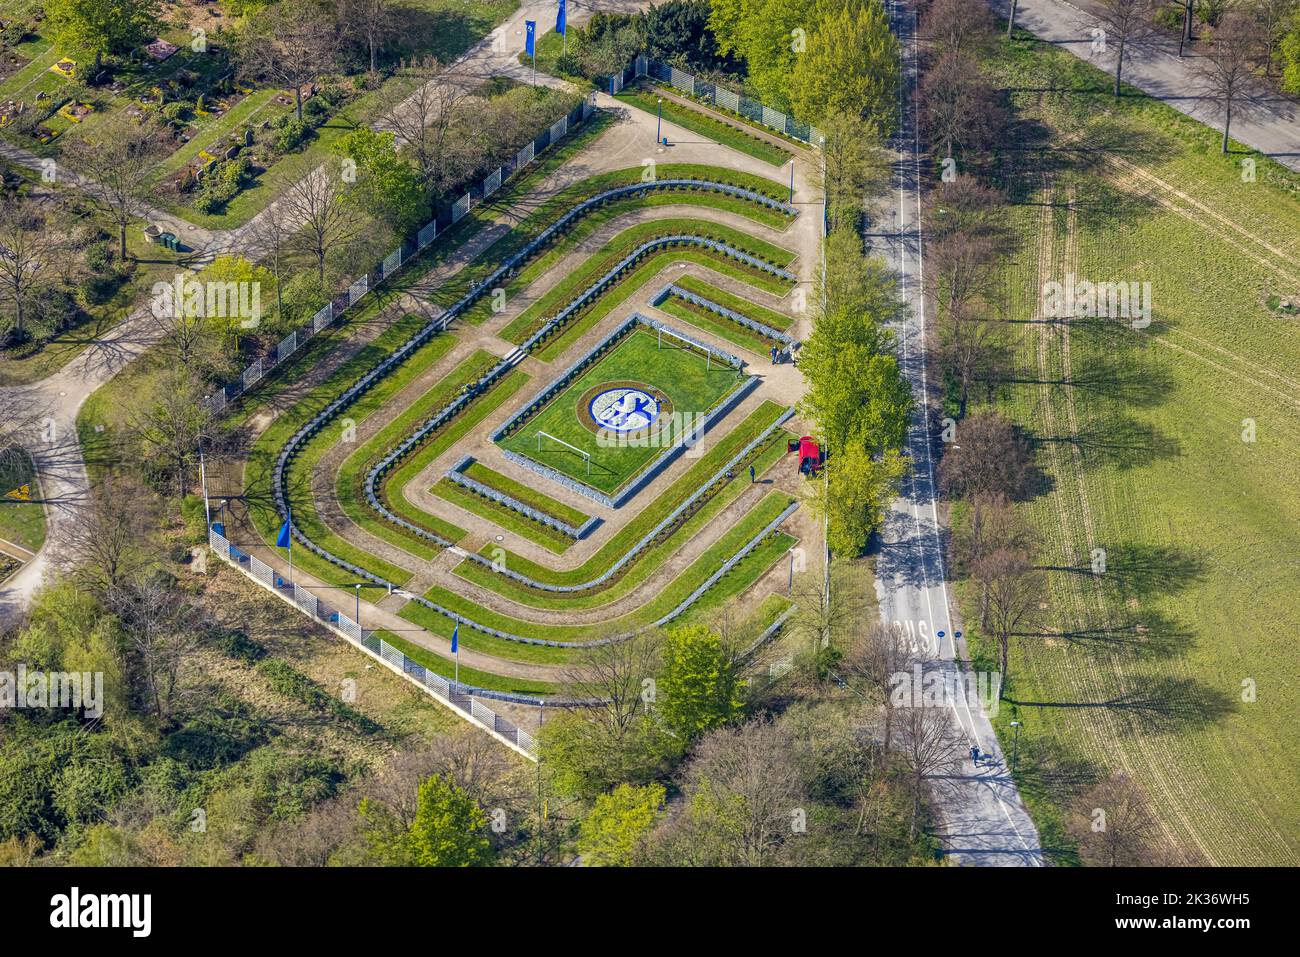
[1009,719,1023,774]
[656,97,663,144]
[355,583,362,625]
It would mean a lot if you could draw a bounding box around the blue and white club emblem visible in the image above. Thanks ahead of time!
[589,387,660,432]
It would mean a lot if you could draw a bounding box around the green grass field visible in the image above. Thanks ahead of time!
[960,33,1300,866]
[0,449,45,553]
[498,328,745,495]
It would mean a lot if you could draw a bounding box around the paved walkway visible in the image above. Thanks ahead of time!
[999,0,1300,171]
[0,2,647,628]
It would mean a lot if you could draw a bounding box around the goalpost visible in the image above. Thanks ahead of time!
[536,430,591,475]
[657,325,712,372]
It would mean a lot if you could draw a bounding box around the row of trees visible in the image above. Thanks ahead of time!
[708,0,900,131]
[1083,0,1300,151]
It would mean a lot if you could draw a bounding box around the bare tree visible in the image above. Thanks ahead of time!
[936,300,1010,418]
[925,173,1010,246]
[973,546,1045,682]
[1202,11,1265,153]
[377,57,473,203]
[0,196,71,340]
[1252,0,1299,75]
[58,475,159,602]
[280,161,365,282]
[126,365,215,497]
[237,0,339,122]
[251,204,292,326]
[841,621,919,750]
[647,717,806,866]
[938,410,1037,502]
[1069,771,1173,866]
[919,51,1008,159]
[1093,0,1157,98]
[892,704,964,839]
[560,631,663,739]
[108,575,211,721]
[928,229,1008,324]
[923,0,995,56]
[66,118,159,260]
[951,492,1035,625]
[340,0,398,73]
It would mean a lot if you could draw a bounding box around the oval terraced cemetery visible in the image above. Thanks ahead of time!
[219,95,823,708]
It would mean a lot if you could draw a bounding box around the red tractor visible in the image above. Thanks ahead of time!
[788,436,826,477]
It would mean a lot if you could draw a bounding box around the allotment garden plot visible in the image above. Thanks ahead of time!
[225,97,823,701]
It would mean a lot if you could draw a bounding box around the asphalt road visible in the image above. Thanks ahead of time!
[869,1,1045,866]
[998,0,1300,171]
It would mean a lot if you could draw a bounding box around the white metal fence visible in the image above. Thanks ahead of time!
[207,524,541,758]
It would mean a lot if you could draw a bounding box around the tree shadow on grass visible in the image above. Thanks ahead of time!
[1026,607,1195,661]
[1005,674,1236,735]
[1036,409,1180,471]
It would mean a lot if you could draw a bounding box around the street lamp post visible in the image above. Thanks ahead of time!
[656,97,663,144]
[355,583,361,626]
[1009,720,1023,774]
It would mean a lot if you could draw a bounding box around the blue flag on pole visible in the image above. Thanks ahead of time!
[275,516,291,548]
[556,0,566,35]
[450,621,459,654]
[525,19,536,56]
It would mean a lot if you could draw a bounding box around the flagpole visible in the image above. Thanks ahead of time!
[532,50,536,86]
[287,509,293,584]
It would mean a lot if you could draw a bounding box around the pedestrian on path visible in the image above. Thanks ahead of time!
[749,464,756,483]
[770,345,779,365]
[970,745,980,767]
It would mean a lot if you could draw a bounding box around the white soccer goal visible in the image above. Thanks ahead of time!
[536,430,591,475]
[657,326,712,372]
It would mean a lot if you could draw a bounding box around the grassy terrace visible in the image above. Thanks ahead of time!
[615,82,793,166]
[248,315,462,592]
[427,160,792,316]
[460,460,592,526]
[458,428,789,616]
[334,348,501,555]
[376,369,530,539]
[672,274,794,330]
[458,400,791,595]
[398,489,797,662]
[499,217,796,347]
[429,479,575,554]
[454,188,793,329]
[499,328,746,495]
[656,290,783,354]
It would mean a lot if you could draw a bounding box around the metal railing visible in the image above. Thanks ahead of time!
[208,524,543,758]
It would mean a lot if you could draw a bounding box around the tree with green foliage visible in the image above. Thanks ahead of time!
[359,774,492,866]
[709,0,805,110]
[817,110,888,232]
[45,0,160,70]
[640,0,732,69]
[577,783,665,866]
[804,444,908,556]
[407,775,492,867]
[337,127,428,234]
[789,0,898,130]
[658,624,744,741]
[1278,10,1300,91]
